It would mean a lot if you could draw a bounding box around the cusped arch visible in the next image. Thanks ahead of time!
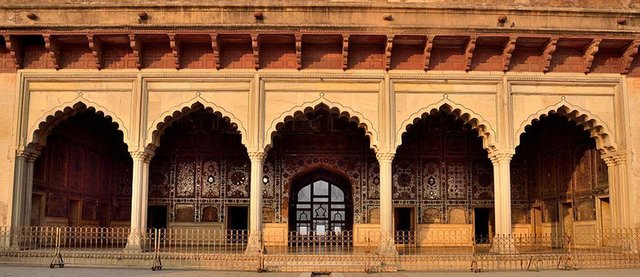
[515,103,617,152]
[396,102,497,152]
[265,101,378,153]
[147,101,248,151]
[29,101,129,152]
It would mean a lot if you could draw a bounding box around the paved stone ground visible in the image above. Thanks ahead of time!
[1,265,640,277]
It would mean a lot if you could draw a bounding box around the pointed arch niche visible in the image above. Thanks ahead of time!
[146,102,250,227]
[512,107,614,237]
[262,103,380,226]
[393,105,495,239]
[28,102,132,227]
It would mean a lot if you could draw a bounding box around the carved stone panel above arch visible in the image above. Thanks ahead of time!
[509,77,622,152]
[21,74,136,151]
[144,77,252,149]
[262,77,382,151]
[392,77,499,152]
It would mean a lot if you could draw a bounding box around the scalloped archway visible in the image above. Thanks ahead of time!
[396,102,497,152]
[147,101,248,151]
[29,101,128,153]
[265,102,378,153]
[515,103,617,152]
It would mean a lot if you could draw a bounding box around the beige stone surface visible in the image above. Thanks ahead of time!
[625,77,640,228]
[0,73,16,227]
[2,69,634,230]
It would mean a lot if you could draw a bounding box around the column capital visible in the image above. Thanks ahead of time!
[488,151,513,164]
[602,151,628,166]
[376,152,395,163]
[16,148,40,162]
[248,151,266,162]
[129,148,154,162]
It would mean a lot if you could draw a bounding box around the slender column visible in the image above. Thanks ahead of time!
[489,151,515,253]
[603,152,631,229]
[125,150,153,252]
[377,152,397,256]
[8,150,32,248]
[10,153,28,229]
[22,156,36,228]
[246,151,266,254]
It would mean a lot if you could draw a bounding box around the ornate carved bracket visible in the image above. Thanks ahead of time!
[621,39,640,74]
[342,34,350,71]
[295,33,302,70]
[169,33,182,70]
[423,36,434,71]
[128,34,142,69]
[87,34,103,70]
[464,35,477,72]
[43,34,60,70]
[251,34,260,70]
[583,38,602,73]
[3,35,22,69]
[385,35,394,71]
[542,37,558,73]
[209,33,220,70]
[502,36,517,72]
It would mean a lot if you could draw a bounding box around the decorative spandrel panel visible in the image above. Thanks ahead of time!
[514,114,608,224]
[32,110,132,226]
[149,108,250,224]
[394,110,494,224]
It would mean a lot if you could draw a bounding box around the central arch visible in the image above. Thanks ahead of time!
[288,168,353,234]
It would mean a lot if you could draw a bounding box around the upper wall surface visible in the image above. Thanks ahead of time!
[2,0,640,10]
[1,1,639,33]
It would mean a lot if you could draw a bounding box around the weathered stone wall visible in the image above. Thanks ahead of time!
[0,73,16,226]
[625,77,640,228]
[1,0,639,10]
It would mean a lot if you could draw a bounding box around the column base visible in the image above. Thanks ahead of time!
[377,234,398,256]
[244,233,263,255]
[124,232,145,253]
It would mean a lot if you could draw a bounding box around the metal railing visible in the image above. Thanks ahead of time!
[1,226,639,272]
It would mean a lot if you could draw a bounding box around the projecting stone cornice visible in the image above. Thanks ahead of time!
[3,32,640,75]
[1,2,640,33]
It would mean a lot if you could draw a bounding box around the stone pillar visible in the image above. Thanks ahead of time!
[489,151,515,253]
[377,152,397,256]
[22,156,36,228]
[10,153,28,231]
[246,151,265,254]
[125,150,153,252]
[9,149,38,248]
[603,152,631,229]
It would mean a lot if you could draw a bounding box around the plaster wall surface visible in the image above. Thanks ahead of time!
[0,73,16,227]
[625,77,640,227]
